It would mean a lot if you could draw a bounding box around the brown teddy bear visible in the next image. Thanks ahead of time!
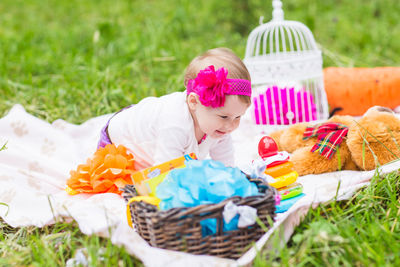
[269,106,400,176]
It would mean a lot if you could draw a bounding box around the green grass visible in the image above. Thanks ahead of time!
[254,169,400,266]
[0,220,142,266]
[0,142,7,152]
[1,0,399,266]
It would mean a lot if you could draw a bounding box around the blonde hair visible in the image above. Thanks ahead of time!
[184,47,251,105]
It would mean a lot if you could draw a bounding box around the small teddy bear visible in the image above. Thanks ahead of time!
[269,106,400,176]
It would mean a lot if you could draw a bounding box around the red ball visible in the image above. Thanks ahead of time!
[258,136,278,159]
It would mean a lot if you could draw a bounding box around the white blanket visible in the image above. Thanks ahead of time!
[1,104,399,267]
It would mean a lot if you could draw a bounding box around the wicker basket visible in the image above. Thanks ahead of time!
[122,177,276,259]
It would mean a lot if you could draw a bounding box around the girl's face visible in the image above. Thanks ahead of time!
[188,94,249,140]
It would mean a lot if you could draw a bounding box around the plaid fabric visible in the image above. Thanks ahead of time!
[303,122,349,159]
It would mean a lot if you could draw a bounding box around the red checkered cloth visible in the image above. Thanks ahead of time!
[303,123,349,159]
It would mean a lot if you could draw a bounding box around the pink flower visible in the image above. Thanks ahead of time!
[188,65,231,108]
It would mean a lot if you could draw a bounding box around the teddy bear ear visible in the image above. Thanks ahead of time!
[364,106,394,116]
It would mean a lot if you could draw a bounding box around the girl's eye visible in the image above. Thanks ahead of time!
[219,115,228,119]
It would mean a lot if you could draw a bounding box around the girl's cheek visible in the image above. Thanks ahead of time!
[232,119,241,130]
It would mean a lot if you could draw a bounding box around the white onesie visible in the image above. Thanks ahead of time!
[107,91,234,169]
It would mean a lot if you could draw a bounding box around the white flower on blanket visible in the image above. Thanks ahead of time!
[10,121,28,137]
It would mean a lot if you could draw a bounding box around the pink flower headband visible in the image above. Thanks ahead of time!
[186,65,251,108]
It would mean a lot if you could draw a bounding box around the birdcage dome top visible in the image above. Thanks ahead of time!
[245,0,319,57]
[244,1,322,85]
[245,20,319,57]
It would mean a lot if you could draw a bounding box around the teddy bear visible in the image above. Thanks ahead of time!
[268,106,400,176]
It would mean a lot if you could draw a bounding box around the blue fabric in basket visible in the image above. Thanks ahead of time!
[156,159,259,235]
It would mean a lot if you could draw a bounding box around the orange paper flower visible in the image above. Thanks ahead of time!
[66,144,137,195]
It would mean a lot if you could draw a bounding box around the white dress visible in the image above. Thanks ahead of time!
[107,91,234,169]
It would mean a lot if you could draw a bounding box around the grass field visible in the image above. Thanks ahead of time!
[1,0,399,266]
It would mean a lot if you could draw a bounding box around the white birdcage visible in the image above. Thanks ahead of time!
[244,0,329,126]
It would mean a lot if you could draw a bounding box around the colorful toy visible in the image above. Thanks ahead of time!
[256,136,306,213]
[258,136,299,189]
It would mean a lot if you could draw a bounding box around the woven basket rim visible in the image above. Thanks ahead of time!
[127,186,277,219]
